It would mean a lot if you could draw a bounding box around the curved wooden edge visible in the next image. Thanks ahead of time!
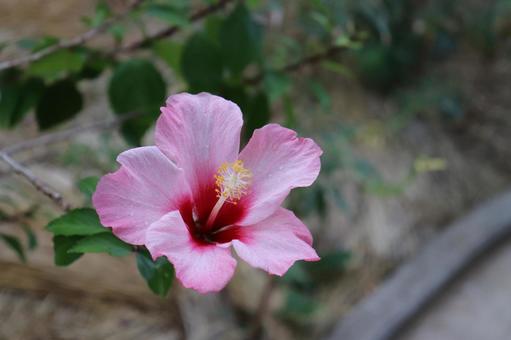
[325,190,511,340]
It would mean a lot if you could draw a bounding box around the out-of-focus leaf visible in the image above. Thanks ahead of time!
[53,235,83,266]
[69,233,132,256]
[329,187,349,213]
[220,2,262,74]
[263,72,291,102]
[17,36,59,52]
[21,224,38,250]
[310,81,331,111]
[152,40,183,74]
[78,176,100,201]
[0,71,44,128]
[136,250,174,297]
[144,4,189,27]
[0,234,26,262]
[181,33,223,91]
[279,289,318,323]
[245,92,270,139]
[108,59,166,144]
[46,208,107,236]
[82,1,111,28]
[303,250,351,279]
[108,59,166,115]
[321,60,353,78]
[36,79,83,130]
[27,49,87,82]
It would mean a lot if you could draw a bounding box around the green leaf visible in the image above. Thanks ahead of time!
[181,33,223,91]
[46,208,108,236]
[263,72,291,102]
[21,224,38,250]
[78,176,99,201]
[27,49,87,82]
[136,250,174,297]
[69,233,132,256]
[108,59,166,145]
[303,250,351,279]
[152,40,183,74]
[144,4,189,27]
[245,92,270,139]
[17,36,59,52]
[310,81,331,111]
[219,2,262,74]
[0,71,44,128]
[108,59,166,115]
[35,79,83,130]
[0,234,26,262]
[279,289,318,322]
[53,235,83,266]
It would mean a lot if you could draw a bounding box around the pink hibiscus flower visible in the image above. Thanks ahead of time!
[93,92,322,293]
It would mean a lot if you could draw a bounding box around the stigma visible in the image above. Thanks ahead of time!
[206,160,252,229]
[214,160,252,204]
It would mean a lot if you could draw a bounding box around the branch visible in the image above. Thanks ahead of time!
[0,112,143,210]
[0,0,145,72]
[116,0,235,53]
[4,112,142,155]
[0,151,70,211]
[245,45,348,85]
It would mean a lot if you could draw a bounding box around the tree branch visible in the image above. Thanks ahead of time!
[244,45,348,85]
[0,0,146,72]
[0,151,70,211]
[4,112,142,155]
[116,0,235,53]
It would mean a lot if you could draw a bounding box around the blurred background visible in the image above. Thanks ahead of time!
[1,0,511,339]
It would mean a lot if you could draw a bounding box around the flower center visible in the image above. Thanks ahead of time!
[206,160,252,228]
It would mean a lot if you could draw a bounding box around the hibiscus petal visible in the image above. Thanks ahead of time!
[232,208,319,276]
[238,124,322,225]
[155,92,243,197]
[92,146,190,245]
[146,211,237,294]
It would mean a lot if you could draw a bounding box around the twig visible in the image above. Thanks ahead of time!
[4,112,143,155]
[0,151,70,211]
[245,45,348,85]
[0,0,145,72]
[116,0,234,53]
[248,276,277,339]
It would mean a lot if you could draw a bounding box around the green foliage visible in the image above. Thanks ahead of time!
[53,235,83,266]
[27,49,87,82]
[108,59,166,144]
[0,233,26,262]
[219,2,262,75]
[46,208,107,236]
[181,32,223,91]
[152,40,183,74]
[78,176,100,202]
[36,79,83,130]
[136,250,174,297]
[0,70,44,128]
[69,233,132,256]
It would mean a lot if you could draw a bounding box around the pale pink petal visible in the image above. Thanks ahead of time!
[155,92,243,196]
[232,208,319,276]
[238,124,322,225]
[92,146,190,245]
[146,211,237,294]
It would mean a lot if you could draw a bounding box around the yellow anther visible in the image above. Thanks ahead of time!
[214,160,252,203]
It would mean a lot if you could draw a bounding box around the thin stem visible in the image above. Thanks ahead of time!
[0,151,70,211]
[116,0,234,54]
[248,276,277,339]
[0,0,146,72]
